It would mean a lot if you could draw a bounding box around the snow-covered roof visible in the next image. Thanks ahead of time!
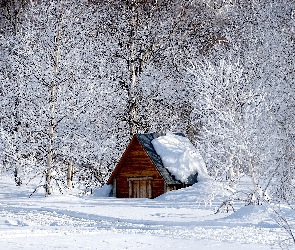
[136,132,182,185]
[137,132,207,185]
[151,132,208,183]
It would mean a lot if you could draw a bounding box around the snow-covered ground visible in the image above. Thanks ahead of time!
[0,176,294,250]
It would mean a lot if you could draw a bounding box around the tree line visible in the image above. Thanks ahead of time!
[0,0,294,203]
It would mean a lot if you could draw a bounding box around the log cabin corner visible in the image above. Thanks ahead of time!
[107,133,198,198]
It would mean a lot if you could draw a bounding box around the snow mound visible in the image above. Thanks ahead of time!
[151,132,208,183]
[223,205,274,225]
[92,184,112,197]
[156,179,232,208]
[222,204,295,228]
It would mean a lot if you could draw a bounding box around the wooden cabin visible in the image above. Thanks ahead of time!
[107,133,198,198]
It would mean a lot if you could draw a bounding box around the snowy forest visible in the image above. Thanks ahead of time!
[0,0,294,204]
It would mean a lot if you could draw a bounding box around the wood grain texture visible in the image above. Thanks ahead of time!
[111,137,165,198]
[108,136,190,198]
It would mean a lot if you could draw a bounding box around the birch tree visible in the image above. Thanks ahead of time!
[187,0,295,203]
[91,0,224,136]
[0,0,28,35]
[0,1,29,185]
[0,0,121,194]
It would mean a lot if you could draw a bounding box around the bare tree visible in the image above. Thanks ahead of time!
[0,0,28,35]
[93,0,223,136]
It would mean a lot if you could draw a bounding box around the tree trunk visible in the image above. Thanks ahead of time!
[11,2,23,185]
[67,161,74,188]
[248,154,263,204]
[14,161,22,186]
[46,82,55,196]
[45,12,62,196]
[227,153,235,188]
[45,154,53,196]
[128,1,138,136]
[14,81,22,186]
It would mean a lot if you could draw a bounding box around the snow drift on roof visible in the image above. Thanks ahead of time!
[151,132,208,183]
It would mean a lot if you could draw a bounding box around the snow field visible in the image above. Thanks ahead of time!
[0,177,294,249]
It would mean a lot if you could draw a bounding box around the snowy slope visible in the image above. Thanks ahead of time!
[0,176,294,249]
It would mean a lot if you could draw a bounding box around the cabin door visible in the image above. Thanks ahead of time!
[128,177,153,198]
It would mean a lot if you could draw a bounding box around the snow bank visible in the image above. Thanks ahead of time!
[156,179,232,208]
[92,184,112,197]
[222,204,295,228]
[222,205,274,225]
[151,132,208,183]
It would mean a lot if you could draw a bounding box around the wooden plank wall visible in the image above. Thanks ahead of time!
[115,138,165,198]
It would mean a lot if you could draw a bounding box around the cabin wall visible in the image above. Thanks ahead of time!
[115,138,165,198]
